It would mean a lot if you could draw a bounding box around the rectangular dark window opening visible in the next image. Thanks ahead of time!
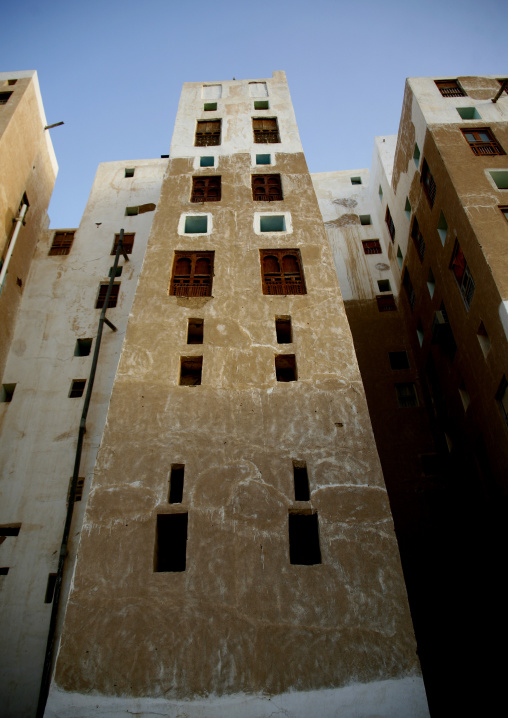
[289,512,321,565]
[45,573,57,603]
[191,176,221,202]
[169,465,185,504]
[254,100,269,110]
[195,120,221,146]
[74,338,92,357]
[170,251,214,297]
[275,354,297,382]
[200,156,214,167]
[187,319,204,344]
[112,233,135,255]
[109,266,123,278]
[350,176,362,185]
[376,294,397,312]
[204,102,217,111]
[260,249,306,295]
[155,513,188,572]
[0,524,21,537]
[389,351,410,370]
[180,357,203,386]
[124,168,135,178]
[385,206,395,241]
[96,283,120,308]
[67,477,85,503]
[377,279,391,292]
[362,240,382,255]
[450,240,475,310]
[0,383,16,403]
[0,567,9,575]
[421,159,437,207]
[69,380,86,398]
[252,174,283,201]
[395,382,419,408]
[293,461,310,501]
[411,217,426,262]
[253,117,280,144]
[49,232,75,256]
[275,317,292,344]
[0,92,13,105]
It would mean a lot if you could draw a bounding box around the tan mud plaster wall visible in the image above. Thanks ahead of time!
[54,152,419,701]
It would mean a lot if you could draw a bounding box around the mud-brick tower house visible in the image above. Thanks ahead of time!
[44,73,427,716]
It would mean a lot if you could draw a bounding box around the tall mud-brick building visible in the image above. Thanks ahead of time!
[39,72,426,716]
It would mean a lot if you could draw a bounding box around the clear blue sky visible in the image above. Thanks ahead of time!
[1,0,506,228]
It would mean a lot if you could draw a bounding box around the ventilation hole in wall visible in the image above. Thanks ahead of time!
[275,354,297,382]
[288,512,321,565]
[169,465,185,504]
[155,514,188,572]
[293,461,310,501]
[187,319,204,344]
[180,357,203,386]
[275,317,292,343]
[74,338,92,357]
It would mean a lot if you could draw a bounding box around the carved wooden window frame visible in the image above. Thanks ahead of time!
[252,174,283,201]
[169,251,214,297]
[260,249,306,295]
[191,176,221,203]
[49,232,75,256]
[195,120,221,147]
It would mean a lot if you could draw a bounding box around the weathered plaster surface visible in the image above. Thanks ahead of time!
[49,76,421,715]
[46,676,429,717]
[0,159,165,718]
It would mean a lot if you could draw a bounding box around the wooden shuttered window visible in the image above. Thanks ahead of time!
[191,176,221,202]
[96,283,120,308]
[435,80,465,97]
[252,174,283,201]
[253,118,280,144]
[385,206,395,241]
[260,249,306,295]
[195,120,221,147]
[362,240,382,255]
[461,128,505,156]
[49,232,75,256]
[421,160,437,207]
[376,294,397,312]
[450,240,475,310]
[111,233,135,255]
[170,251,214,297]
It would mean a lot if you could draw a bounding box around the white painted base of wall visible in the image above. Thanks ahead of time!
[45,676,429,718]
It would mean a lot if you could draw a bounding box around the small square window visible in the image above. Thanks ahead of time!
[275,354,297,382]
[395,382,419,408]
[187,319,204,344]
[111,233,135,255]
[256,154,271,165]
[359,214,371,225]
[489,171,508,190]
[260,215,286,232]
[477,321,491,358]
[376,294,397,312]
[184,216,208,233]
[249,82,268,97]
[109,266,123,277]
[377,279,391,292]
[499,206,508,222]
[254,100,269,110]
[413,143,420,168]
[404,197,411,220]
[180,357,203,386]
[362,240,381,255]
[125,206,139,216]
[350,177,362,185]
[0,567,9,575]
[124,168,135,178]
[389,351,410,371]
[456,107,481,120]
[427,268,436,298]
[437,211,448,245]
[0,92,13,105]
[7,79,17,86]
[204,102,217,111]
[0,383,16,403]
[200,156,214,167]
[69,380,86,398]
[49,232,75,256]
[74,338,92,357]
[275,317,292,343]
